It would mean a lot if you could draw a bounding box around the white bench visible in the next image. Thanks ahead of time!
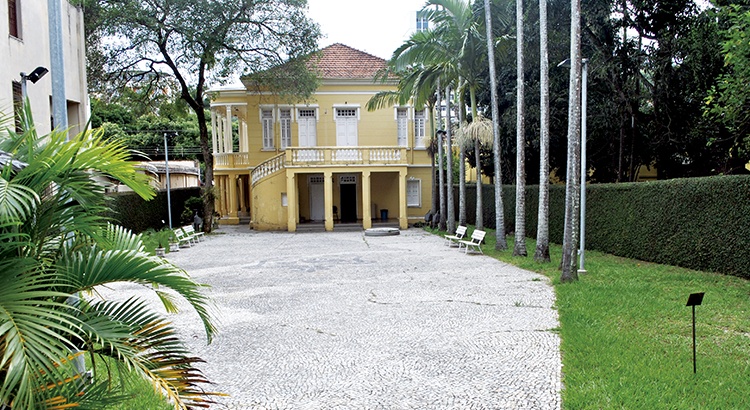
[458,229,486,254]
[174,227,194,248]
[182,225,205,242]
[444,225,467,247]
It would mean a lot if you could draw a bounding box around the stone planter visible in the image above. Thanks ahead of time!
[155,247,166,257]
[169,242,180,252]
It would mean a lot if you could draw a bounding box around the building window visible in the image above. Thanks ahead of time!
[279,108,292,149]
[261,109,274,149]
[414,109,426,148]
[12,81,22,132]
[335,107,358,146]
[407,179,421,207]
[416,10,429,32]
[8,0,20,39]
[297,108,317,147]
[396,108,408,147]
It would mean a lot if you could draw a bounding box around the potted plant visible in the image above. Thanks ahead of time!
[154,229,173,257]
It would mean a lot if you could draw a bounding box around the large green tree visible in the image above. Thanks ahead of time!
[82,0,320,232]
[0,109,218,409]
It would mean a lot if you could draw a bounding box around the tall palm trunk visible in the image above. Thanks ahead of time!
[561,0,583,282]
[457,80,467,227]
[534,0,551,262]
[484,0,507,250]
[429,101,439,221]
[445,84,455,233]
[470,87,484,230]
[438,83,447,231]
[513,0,527,256]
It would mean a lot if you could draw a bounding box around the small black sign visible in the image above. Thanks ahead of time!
[686,292,705,307]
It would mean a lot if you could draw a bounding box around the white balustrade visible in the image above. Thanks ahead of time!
[251,154,285,185]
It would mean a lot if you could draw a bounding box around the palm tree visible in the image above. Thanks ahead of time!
[445,85,455,233]
[534,0,552,262]
[0,107,220,408]
[427,0,491,229]
[561,0,583,282]
[513,0,528,256]
[483,0,508,250]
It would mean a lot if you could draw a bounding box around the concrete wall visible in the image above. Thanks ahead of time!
[1,0,89,136]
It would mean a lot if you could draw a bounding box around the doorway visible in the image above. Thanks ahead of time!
[340,184,357,223]
[309,175,324,221]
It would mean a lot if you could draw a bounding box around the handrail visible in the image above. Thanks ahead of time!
[251,153,285,186]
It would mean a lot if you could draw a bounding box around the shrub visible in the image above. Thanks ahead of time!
[452,175,750,278]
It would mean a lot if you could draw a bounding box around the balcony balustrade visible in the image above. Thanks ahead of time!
[217,146,409,186]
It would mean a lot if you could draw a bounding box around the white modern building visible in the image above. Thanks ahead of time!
[2,0,89,137]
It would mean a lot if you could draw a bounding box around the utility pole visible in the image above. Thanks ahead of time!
[48,0,67,133]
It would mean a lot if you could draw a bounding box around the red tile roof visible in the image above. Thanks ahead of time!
[311,43,387,80]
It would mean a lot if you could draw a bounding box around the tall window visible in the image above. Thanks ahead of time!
[8,0,20,38]
[416,10,429,32]
[261,109,274,149]
[335,108,358,146]
[397,108,408,147]
[279,108,292,149]
[297,108,317,147]
[414,109,426,148]
[12,81,22,132]
[407,179,421,207]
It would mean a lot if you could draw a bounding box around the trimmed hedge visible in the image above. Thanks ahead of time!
[454,175,750,279]
[105,187,202,233]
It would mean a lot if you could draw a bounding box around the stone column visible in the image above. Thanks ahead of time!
[228,175,238,220]
[324,171,334,231]
[362,170,372,229]
[215,176,224,216]
[287,172,297,232]
[211,109,218,153]
[238,176,246,215]
[399,169,408,229]
[225,106,233,153]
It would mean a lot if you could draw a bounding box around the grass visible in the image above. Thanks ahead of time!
[91,358,173,410]
[428,225,750,409]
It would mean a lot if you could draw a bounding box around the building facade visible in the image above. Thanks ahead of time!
[2,0,89,137]
[209,44,433,231]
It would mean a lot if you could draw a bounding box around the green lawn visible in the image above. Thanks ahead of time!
[429,226,750,409]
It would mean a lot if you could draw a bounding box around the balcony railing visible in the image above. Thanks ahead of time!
[251,153,285,185]
[214,152,250,169]
[287,147,407,166]
[220,147,410,186]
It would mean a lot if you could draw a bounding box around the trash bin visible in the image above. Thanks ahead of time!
[380,209,389,221]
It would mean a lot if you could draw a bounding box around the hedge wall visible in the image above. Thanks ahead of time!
[105,187,202,233]
[455,175,750,279]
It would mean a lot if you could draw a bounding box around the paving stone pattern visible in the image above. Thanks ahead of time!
[115,226,561,409]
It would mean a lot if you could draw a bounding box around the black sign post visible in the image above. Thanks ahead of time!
[686,292,705,374]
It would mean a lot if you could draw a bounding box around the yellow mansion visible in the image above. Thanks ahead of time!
[209,44,433,231]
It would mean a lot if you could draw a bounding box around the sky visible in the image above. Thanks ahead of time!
[306,0,428,60]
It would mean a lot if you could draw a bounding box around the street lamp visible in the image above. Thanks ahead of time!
[164,132,173,230]
[558,57,589,274]
[20,66,49,103]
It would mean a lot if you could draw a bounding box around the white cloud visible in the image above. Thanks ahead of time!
[306,0,428,60]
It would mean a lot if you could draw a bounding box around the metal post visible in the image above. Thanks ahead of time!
[164,133,172,229]
[48,0,67,132]
[578,59,589,274]
[20,73,28,102]
[692,304,697,374]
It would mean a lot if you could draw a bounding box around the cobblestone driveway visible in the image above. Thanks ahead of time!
[131,226,561,409]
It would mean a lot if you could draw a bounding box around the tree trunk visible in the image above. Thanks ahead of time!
[438,127,447,232]
[513,0,527,256]
[561,0,582,282]
[196,107,215,233]
[446,85,455,233]
[534,0,551,262]
[474,138,483,230]
[484,0,507,250]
